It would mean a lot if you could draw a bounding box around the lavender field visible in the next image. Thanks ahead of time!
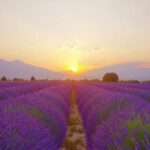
[0,81,71,150]
[76,82,150,150]
[0,81,150,150]
[1,0,150,149]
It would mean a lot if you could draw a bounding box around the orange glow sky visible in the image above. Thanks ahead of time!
[0,0,150,72]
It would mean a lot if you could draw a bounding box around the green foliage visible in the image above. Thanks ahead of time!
[126,116,150,148]
[1,76,7,81]
[102,72,119,82]
[125,136,135,148]
[30,76,36,81]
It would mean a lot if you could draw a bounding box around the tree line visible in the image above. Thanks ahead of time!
[0,76,36,81]
[0,73,149,83]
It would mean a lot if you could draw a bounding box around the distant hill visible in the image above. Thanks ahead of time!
[0,59,66,80]
[78,62,150,81]
[0,59,150,81]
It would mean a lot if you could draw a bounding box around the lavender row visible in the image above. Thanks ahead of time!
[76,83,150,150]
[90,83,150,102]
[0,83,71,150]
[0,82,31,87]
[0,82,62,100]
[89,82,150,91]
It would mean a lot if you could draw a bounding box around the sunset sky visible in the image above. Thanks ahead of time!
[0,0,150,72]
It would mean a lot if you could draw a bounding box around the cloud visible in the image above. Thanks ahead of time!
[137,62,150,68]
[58,39,104,53]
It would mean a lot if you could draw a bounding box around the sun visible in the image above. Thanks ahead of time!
[70,66,78,73]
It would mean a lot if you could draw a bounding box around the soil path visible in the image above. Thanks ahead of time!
[60,85,86,150]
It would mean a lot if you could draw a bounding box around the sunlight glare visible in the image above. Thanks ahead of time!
[70,66,78,73]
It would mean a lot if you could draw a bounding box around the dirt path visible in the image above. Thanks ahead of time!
[60,86,86,150]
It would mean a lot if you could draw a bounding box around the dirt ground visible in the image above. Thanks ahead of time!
[60,88,86,150]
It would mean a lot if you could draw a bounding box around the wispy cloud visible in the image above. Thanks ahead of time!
[137,62,150,68]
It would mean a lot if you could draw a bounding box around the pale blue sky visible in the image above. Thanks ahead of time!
[0,0,150,71]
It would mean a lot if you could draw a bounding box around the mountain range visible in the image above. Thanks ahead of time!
[78,61,150,81]
[0,59,150,81]
[0,59,66,80]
